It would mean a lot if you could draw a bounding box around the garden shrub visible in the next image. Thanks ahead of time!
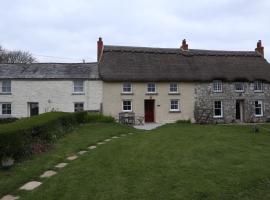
[0,111,88,163]
[86,113,115,123]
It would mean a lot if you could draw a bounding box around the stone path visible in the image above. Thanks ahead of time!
[134,123,165,130]
[1,132,135,199]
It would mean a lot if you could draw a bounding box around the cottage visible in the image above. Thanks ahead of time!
[0,63,102,118]
[99,38,270,123]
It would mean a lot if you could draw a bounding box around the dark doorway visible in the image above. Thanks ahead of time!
[29,103,39,117]
[236,100,244,122]
[144,100,155,123]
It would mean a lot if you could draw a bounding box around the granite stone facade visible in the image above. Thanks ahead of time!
[194,82,270,123]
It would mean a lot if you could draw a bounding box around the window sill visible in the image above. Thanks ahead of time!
[213,91,223,93]
[213,116,223,119]
[121,92,134,95]
[145,92,158,95]
[255,115,263,118]
[72,93,85,95]
[254,91,263,93]
[0,93,12,95]
[168,92,180,95]
[0,114,12,118]
[169,110,181,113]
[122,110,133,113]
[235,91,244,93]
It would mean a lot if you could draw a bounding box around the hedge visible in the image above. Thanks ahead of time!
[0,111,87,162]
[86,113,115,123]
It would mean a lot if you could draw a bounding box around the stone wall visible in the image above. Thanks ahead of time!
[194,82,270,123]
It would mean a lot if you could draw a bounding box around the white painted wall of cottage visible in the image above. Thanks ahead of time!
[0,80,103,118]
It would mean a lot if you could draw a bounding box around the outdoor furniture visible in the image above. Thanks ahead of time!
[119,112,135,125]
[136,116,144,125]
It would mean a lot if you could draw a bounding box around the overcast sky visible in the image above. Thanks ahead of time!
[0,0,269,62]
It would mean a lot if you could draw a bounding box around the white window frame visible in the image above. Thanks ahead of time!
[254,81,263,92]
[73,80,84,93]
[147,83,156,93]
[74,102,84,112]
[1,103,12,115]
[122,100,132,112]
[213,80,222,92]
[1,80,11,93]
[122,83,132,93]
[235,82,244,92]
[169,83,179,93]
[254,100,263,117]
[213,101,223,118]
[170,99,180,111]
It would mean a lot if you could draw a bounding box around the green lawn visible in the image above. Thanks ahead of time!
[2,123,270,200]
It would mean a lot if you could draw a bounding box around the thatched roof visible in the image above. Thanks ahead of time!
[0,62,99,79]
[99,45,270,82]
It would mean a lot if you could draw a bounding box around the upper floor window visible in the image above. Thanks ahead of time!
[169,83,179,93]
[254,81,263,92]
[213,80,222,92]
[1,80,11,93]
[147,83,156,93]
[73,80,84,93]
[213,101,223,118]
[122,83,132,93]
[235,82,244,92]
[1,103,11,115]
[255,100,263,117]
[74,102,84,112]
[170,99,180,111]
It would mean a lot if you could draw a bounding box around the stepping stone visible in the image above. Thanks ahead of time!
[20,181,42,191]
[128,132,134,135]
[40,170,57,178]
[97,142,105,145]
[112,136,119,139]
[88,145,96,150]
[78,150,87,155]
[104,138,111,142]
[55,163,68,168]
[120,134,127,137]
[1,195,19,200]
[67,155,78,161]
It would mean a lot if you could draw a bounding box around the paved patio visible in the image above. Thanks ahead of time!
[134,123,165,130]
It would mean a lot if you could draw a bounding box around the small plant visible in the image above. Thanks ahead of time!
[86,113,115,123]
[176,119,191,124]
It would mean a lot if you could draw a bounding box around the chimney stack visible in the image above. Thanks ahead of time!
[180,39,188,51]
[97,37,103,61]
[255,40,264,57]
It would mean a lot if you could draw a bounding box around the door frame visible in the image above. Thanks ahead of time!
[28,102,39,117]
[144,99,155,123]
[236,100,244,122]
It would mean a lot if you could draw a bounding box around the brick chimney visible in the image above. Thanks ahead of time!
[97,37,103,61]
[180,39,188,51]
[255,40,264,57]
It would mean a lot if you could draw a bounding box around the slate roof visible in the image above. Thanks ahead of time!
[99,45,270,82]
[0,63,99,79]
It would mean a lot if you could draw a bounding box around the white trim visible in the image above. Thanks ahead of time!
[170,99,180,111]
[147,83,156,93]
[213,80,222,93]
[0,102,12,115]
[213,100,223,118]
[169,83,179,94]
[122,83,133,94]
[235,82,244,92]
[73,80,85,93]
[74,102,84,112]
[254,81,263,92]
[122,100,133,112]
[254,100,263,117]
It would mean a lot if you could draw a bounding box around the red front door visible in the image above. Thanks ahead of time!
[144,100,155,123]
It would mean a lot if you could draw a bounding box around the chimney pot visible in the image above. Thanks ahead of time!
[255,40,264,57]
[97,37,104,61]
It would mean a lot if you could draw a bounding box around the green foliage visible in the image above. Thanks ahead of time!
[86,113,115,123]
[0,117,18,124]
[0,112,87,162]
[176,119,191,123]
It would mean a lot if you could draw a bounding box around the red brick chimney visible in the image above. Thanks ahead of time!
[97,37,103,61]
[255,40,264,57]
[180,39,189,51]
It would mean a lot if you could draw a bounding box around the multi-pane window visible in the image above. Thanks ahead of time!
[255,100,263,117]
[170,100,180,111]
[147,83,156,93]
[235,82,244,92]
[122,83,132,93]
[73,80,84,93]
[254,81,263,92]
[74,102,84,112]
[1,80,11,93]
[1,103,11,115]
[214,101,223,118]
[213,80,222,92]
[169,83,178,93]
[122,100,132,112]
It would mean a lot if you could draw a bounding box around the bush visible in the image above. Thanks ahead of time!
[0,117,18,124]
[0,112,88,163]
[176,119,191,124]
[86,113,115,123]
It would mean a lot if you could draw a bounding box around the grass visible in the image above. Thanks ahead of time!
[2,123,270,199]
[0,123,136,198]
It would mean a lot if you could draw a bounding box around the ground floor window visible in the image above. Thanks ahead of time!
[255,100,263,117]
[74,102,84,112]
[122,100,132,112]
[214,101,223,118]
[1,103,11,115]
[170,99,180,111]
